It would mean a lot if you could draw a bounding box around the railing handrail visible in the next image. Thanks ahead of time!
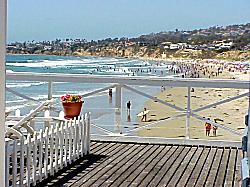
[6,71,250,89]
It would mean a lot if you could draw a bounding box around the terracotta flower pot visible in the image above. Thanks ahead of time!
[62,101,83,119]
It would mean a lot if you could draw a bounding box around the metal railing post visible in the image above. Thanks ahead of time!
[186,87,191,139]
[48,81,53,100]
[0,0,6,186]
[115,84,122,109]
[115,84,122,134]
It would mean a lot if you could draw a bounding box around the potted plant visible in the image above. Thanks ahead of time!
[60,94,84,119]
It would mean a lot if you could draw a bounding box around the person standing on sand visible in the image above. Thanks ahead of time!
[205,118,212,136]
[127,101,131,114]
[108,88,112,98]
[141,108,147,122]
[213,125,218,136]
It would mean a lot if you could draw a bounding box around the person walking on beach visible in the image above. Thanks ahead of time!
[127,101,131,114]
[108,88,112,98]
[213,125,218,136]
[205,118,212,136]
[141,108,147,122]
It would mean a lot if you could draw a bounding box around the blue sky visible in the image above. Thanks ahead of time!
[8,0,250,42]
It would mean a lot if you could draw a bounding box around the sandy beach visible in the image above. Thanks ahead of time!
[138,60,249,141]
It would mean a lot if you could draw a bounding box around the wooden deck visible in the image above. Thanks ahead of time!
[37,141,242,187]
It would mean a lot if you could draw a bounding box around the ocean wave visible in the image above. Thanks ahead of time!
[6,82,46,88]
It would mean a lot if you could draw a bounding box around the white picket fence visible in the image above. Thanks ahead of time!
[5,113,90,187]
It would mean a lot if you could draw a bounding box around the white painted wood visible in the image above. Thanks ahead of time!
[12,100,53,130]
[186,87,191,139]
[81,84,116,98]
[86,113,91,153]
[54,123,59,172]
[49,126,54,176]
[26,135,31,187]
[19,137,25,186]
[48,81,53,100]
[12,140,17,187]
[38,130,43,182]
[5,112,89,185]
[0,1,7,186]
[59,122,64,169]
[6,72,250,89]
[32,132,37,185]
[123,84,185,112]
[6,87,38,102]
[83,116,87,155]
[81,116,85,156]
[193,91,249,113]
[64,121,69,166]
[73,118,77,161]
[44,128,49,178]
[115,84,122,109]
[76,118,80,159]
[68,120,73,164]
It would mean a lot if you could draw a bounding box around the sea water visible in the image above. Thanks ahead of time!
[6,55,175,134]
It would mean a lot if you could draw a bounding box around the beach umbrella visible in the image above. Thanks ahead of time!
[0,0,6,185]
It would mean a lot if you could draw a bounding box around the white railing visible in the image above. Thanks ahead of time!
[6,72,249,139]
[5,113,90,187]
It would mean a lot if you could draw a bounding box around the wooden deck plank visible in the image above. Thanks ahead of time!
[224,148,237,187]
[46,142,119,187]
[182,146,207,187]
[119,146,171,187]
[106,145,160,187]
[204,148,224,186]
[194,147,217,186]
[107,145,164,187]
[131,146,178,187]
[36,141,242,187]
[214,148,230,186]
[88,145,152,187]
[63,143,121,186]
[141,146,185,187]
[72,144,141,187]
[167,146,198,187]
[233,149,242,187]
[158,146,192,186]
[129,146,175,187]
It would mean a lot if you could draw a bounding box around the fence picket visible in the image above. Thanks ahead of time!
[73,118,77,161]
[86,113,91,153]
[76,117,80,159]
[26,135,31,187]
[54,123,59,172]
[49,125,54,176]
[59,121,64,169]
[80,115,84,157]
[38,129,43,182]
[12,140,17,187]
[64,121,69,166]
[44,127,49,178]
[68,120,73,164]
[32,132,37,186]
[83,115,87,155]
[19,137,25,186]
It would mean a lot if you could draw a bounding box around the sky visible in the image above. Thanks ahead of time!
[7,0,250,42]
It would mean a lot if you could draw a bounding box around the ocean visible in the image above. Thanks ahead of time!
[6,55,176,134]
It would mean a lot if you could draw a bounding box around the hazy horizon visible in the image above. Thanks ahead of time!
[8,0,250,42]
